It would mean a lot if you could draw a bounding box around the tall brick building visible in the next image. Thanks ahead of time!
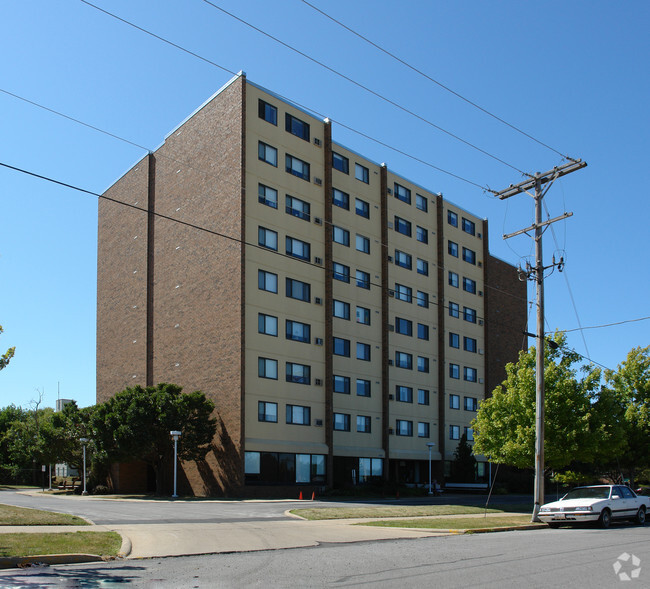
[97,72,526,496]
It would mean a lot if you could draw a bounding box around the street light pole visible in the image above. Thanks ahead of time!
[426,442,436,495]
[170,431,181,499]
[79,438,89,495]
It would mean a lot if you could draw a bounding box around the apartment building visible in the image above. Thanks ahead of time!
[97,72,526,495]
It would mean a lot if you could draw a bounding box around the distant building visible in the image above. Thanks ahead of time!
[55,398,74,413]
[97,73,526,496]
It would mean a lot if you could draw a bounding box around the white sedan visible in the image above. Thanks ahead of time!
[538,485,650,528]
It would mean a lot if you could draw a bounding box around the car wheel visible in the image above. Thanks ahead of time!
[635,506,646,525]
[598,508,612,529]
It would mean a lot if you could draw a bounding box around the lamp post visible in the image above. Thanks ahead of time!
[170,430,181,499]
[79,438,89,495]
[426,442,436,496]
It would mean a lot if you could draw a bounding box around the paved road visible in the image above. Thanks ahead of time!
[1,525,648,587]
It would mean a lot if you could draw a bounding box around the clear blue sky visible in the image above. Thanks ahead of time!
[1,0,648,410]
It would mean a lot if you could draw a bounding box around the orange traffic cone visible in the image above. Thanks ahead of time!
[299,491,303,500]
[311,491,315,501]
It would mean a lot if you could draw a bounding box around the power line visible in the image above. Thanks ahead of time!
[299,0,571,161]
[0,159,531,336]
[79,0,528,178]
[559,316,650,334]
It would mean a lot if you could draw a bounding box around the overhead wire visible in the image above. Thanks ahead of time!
[299,0,571,161]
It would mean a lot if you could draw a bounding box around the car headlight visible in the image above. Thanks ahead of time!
[573,506,592,512]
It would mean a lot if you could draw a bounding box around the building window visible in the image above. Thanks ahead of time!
[395,283,412,303]
[286,277,311,302]
[394,183,411,204]
[416,194,428,212]
[449,302,459,318]
[287,405,311,425]
[448,271,459,288]
[286,320,310,343]
[449,394,460,409]
[394,250,412,269]
[332,226,350,246]
[333,300,350,320]
[464,427,474,441]
[285,112,310,141]
[449,425,460,440]
[448,210,458,227]
[285,195,310,221]
[333,375,351,394]
[417,323,429,340]
[356,306,370,325]
[464,337,477,353]
[258,270,278,293]
[418,389,429,405]
[416,258,428,276]
[258,357,278,380]
[464,367,478,382]
[286,236,310,261]
[355,163,369,183]
[416,291,429,308]
[286,362,311,384]
[359,458,383,482]
[258,183,278,208]
[356,342,371,361]
[464,397,478,412]
[416,226,428,244]
[356,270,370,289]
[395,317,412,336]
[332,188,349,210]
[396,385,413,403]
[258,227,278,251]
[463,307,477,323]
[418,422,430,438]
[449,332,460,348]
[395,351,413,369]
[356,234,370,254]
[417,356,429,373]
[286,154,310,181]
[258,99,277,125]
[462,217,476,236]
[258,401,278,422]
[258,141,278,166]
[396,420,413,437]
[258,313,278,336]
[463,277,476,294]
[394,216,411,236]
[357,379,370,397]
[333,337,350,357]
[355,198,370,218]
[333,413,351,431]
[333,262,350,283]
[448,240,459,257]
[332,152,349,174]
[357,415,371,433]
[449,363,460,379]
[462,247,476,265]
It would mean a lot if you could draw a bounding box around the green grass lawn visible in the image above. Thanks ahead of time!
[0,531,122,557]
[361,515,539,530]
[0,504,89,526]
[291,503,529,521]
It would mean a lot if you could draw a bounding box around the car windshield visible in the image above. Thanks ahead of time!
[563,487,610,500]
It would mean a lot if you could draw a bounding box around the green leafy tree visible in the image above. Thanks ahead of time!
[90,383,217,495]
[0,326,15,370]
[472,333,624,473]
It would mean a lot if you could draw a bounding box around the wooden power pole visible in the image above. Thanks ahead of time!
[494,159,587,521]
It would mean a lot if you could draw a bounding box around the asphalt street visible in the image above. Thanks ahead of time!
[1,525,648,588]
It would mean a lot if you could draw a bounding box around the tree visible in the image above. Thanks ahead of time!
[604,346,650,484]
[0,325,15,370]
[472,333,624,473]
[90,383,217,495]
[452,433,477,482]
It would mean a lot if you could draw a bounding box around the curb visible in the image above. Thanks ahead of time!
[117,532,132,558]
[0,553,104,569]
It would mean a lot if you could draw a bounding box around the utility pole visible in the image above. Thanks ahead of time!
[494,159,586,521]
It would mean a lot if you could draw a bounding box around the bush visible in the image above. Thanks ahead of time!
[91,485,111,495]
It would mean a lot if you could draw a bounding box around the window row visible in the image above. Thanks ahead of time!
[393,216,428,243]
[447,211,477,236]
[332,188,370,218]
[259,99,311,143]
[448,333,478,352]
[332,265,371,289]
[258,358,314,384]
[332,226,370,254]
[332,299,371,325]
[245,450,326,484]
[392,183,430,213]
[393,250,430,276]
[449,425,474,441]
[448,240,476,264]
[394,386,431,405]
[332,338,372,361]
[258,226,312,261]
[259,271,314,302]
[449,395,479,412]
[333,375,371,396]
[258,140,311,181]
[394,351,431,372]
[448,271,477,294]
[448,364,479,382]
[393,284,430,307]
[394,317,430,340]
[333,413,373,433]
[332,151,370,185]
[395,420,431,438]
[258,315,314,343]
[448,302,478,323]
